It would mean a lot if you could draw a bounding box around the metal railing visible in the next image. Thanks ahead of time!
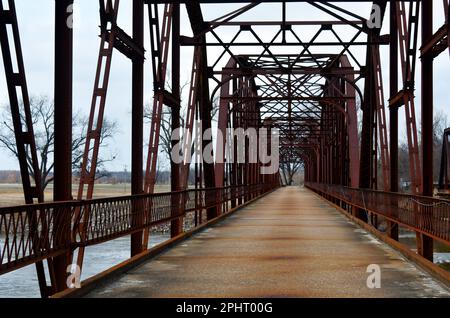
[0,183,277,275]
[305,182,450,246]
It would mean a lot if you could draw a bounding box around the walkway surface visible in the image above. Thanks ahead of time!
[86,187,450,298]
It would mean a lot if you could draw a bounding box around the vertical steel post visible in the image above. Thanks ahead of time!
[419,0,434,261]
[439,129,450,189]
[359,29,376,222]
[131,0,144,256]
[198,42,216,220]
[171,3,182,237]
[389,2,399,240]
[53,0,73,293]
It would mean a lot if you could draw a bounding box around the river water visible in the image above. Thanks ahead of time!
[399,233,450,271]
[0,234,169,298]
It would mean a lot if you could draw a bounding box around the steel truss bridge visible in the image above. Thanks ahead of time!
[0,0,450,298]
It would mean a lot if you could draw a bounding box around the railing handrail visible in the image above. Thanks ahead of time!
[0,183,279,276]
[305,182,450,247]
[305,182,450,204]
[0,184,259,213]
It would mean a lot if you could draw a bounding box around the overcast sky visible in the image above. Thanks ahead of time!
[0,1,449,172]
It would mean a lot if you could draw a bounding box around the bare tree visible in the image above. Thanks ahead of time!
[72,113,118,181]
[144,77,219,166]
[0,96,118,190]
[280,161,303,185]
[395,111,449,191]
[144,105,185,166]
[432,110,450,182]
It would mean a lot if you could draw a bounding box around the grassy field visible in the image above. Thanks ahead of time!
[0,184,171,207]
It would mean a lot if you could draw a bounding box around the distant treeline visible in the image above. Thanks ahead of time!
[0,170,197,185]
[0,171,21,183]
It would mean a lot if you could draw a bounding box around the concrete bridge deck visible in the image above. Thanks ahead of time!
[86,187,450,298]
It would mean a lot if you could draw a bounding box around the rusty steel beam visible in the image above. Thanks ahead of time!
[439,128,450,190]
[0,0,54,298]
[75,0,147,272]
[200,49,217,220]
[75,0,121,273]
[185,2,204,35]
[170,3,182,238]
[0,1,45,215]
[186,2,218,219]
[179,47,201,190]
[214,68,361,76]
[339,55,359,188]
[389,1,399,240]
[359,30,381,219]
[52,0,74,295]
[144,3,173,195]
[359,30,377,192]
[420,24,448,59]
[153,0,417,2]
[221,96,355,101]
[357,1,386,196]
[396,1,422,195]
[180,40,390,47]
[372,43,390,191]
[215,58,237,191]
[191,2,261,40]
[131,0,145,256]
[143,3,174,250]
[419,0,434,261]
[208,20,364,26]
[77,0,121,202]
